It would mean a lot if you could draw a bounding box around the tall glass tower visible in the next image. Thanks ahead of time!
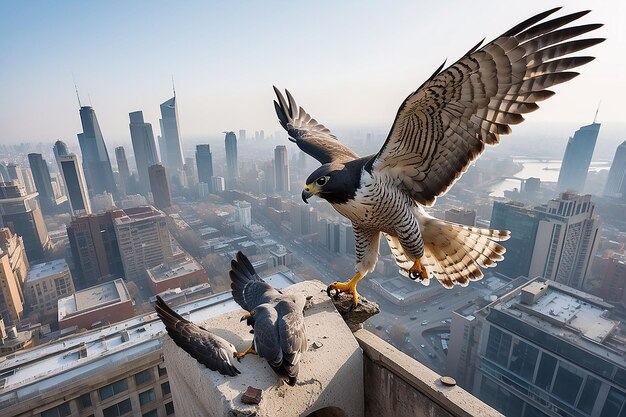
[274,145,290,192]
[115,146,131,196]
[604,140,626,197]
[225,132,238,179]
[557,122,601,192]
[159,96,184,173]
[27,153,56,214]
[195,144,214,184]
[129,111,159,194]
[77,106,119,198]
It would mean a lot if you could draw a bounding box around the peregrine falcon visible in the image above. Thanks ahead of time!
[155,296,241,377]
[273,8,604,305]
[230,251,307,386]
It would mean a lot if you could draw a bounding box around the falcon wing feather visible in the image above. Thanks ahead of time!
[155,296,240,377]
[273,86,359,164]
[229,251,281,312]
[370,8,604,205]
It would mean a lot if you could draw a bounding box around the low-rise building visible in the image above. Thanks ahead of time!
[146,256,208,295]
[58,279,134,330]
[24,259,74,316]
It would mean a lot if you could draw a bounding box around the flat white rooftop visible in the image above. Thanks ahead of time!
[147,256,203,282]
[0,271,298,408]
[25,259,69,283]
[58,279,130,320]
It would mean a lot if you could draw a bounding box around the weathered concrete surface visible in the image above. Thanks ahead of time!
[355,329,503,417]
[164,280,363,417]
[330,293,380,332]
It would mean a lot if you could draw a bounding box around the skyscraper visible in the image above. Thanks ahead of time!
[114,146,131,195]
[604,140,626,197]
[274,145,290,192]
[530,192,599,289]
[77,106,118,198]
[27,153,56,214]
[53,140,69,159]
[129,111,159,194]
[557,122,601,192]
[58,154,92,216]
[6,163,25,188]
[148,164,172,210]
[0,227,29,324]
[195,144,213,185]
[239,129,246,143]
[159,96,184,173]
[225,131,238,179]
[0,181,51,261]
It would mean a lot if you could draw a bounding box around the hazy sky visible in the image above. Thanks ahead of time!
[1,1,624,147]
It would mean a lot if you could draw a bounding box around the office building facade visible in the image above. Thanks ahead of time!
[195,144,213,185]
[24,258,75,316]
[557,122,601,192]
[129,111,160,195]
[159,96,184,173]
[0,182,51,262]
[77,106,118,198]
[0,228,29,323]
[225,131,238,179]
[58,154,92,216]
[445,207,476,226]
[604,140,626,197]
[27,153,56,214]
[148,164,172,210]
[274,145,290,192]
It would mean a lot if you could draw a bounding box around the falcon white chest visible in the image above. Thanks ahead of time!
[331,171,417,235]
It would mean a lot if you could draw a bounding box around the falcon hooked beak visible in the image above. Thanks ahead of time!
[301,182,320,203]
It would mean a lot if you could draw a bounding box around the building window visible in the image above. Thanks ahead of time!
[40,402,71,417]
[601,387,626,417]
[552,361,584,405]
[161,381,171,396]
[508,339,538,381]
[165,402,175,415]
[485,327,511,367]
[134,369,153,386]
[103,398,132,417]
[534,352,557,391]
[78,393,92,409]
[577,375,601,414]
[99,378,128,400]
[158,365,167,377]
[142,410,158,417]
[139,389,156,406]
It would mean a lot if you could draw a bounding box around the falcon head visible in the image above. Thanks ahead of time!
[302,162,360,205]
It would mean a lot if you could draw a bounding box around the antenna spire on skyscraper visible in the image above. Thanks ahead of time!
[593,101,601,124]
[72,73,82,108]
[171,75,176,97]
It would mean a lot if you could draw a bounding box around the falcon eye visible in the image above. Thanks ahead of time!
[316,177,327,186]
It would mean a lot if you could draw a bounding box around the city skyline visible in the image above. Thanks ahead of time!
[1,1,624,146]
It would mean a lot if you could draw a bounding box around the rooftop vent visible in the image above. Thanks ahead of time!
[521,281,549,306]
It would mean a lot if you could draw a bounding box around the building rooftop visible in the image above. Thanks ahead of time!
[147,256,203,282]
[58,279,131,321]
[111,205,165,224]
[489,279,626,367]
[0,271,297,406]
[25,259,69,283]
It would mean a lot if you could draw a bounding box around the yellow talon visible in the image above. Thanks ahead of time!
[326,272,363,306]
[234,344,256,361]
[409,258,428,281]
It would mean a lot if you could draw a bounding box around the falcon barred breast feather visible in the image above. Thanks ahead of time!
[229,251,307,386]
[273,8,604,306]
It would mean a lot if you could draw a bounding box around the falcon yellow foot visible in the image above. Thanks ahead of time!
[234,344,256,362]
[326,272,363,306]
[409,258,429,281]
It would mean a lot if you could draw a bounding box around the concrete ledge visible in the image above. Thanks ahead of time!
[164,280,364,417]
[354,329,503,417]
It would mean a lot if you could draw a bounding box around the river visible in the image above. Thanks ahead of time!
[489,158,611,197]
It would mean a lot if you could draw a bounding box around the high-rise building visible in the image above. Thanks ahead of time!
[234,200,252,228]
[0,181,51,262]
[20,167,36,194]
[604,140,626,197]
[557,122,601,192]
[530,192,600,289]
[490,201,541,279]
[0,163,9,182]
[24,259,75,316]
[77,106,118,198]
[67,211,123,287]
[159,96,184,173]
[195,144,214,184]
[274,145,290,192]
[184,157,197,187]
[6,163,25,188]
[129,111,160,194]
[211,176,225,193]
[593,253,626,305]
[448,278,626,417]
[111,206,173,282]
[53,140,69,159]
[58,154,92,216]
[225,131,238,179]
[27,153,56,214]
[0,228,29,324]
[444,208,476,226]
[91,192,116,213]
[239,129,246,143]
[114,146,131,196]
[148,164,172,210]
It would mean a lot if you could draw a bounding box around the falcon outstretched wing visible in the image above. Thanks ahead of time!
[273,87,359,164]
[371,8,604,205]
[155,296,240,377]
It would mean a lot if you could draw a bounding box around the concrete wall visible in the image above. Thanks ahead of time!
[354,329,503,417]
